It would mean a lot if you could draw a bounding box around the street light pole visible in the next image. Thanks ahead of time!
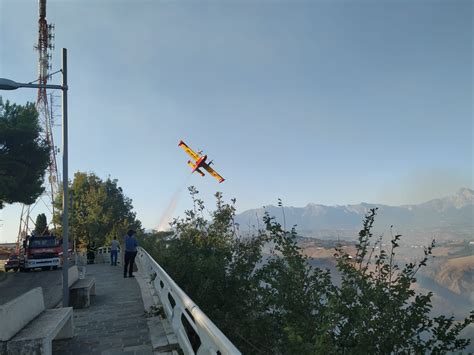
[61,48,69,307]
[0,47,69,307]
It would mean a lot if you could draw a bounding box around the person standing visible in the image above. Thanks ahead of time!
[87,241,96,264]
[110,236,119,266]
[124,229,138,278]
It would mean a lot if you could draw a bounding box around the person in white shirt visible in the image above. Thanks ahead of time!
[110,236,120,266]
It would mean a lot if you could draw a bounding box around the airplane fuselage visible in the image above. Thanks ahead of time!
[193,155,207,172]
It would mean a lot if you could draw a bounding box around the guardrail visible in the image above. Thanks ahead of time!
[136,247,241,355]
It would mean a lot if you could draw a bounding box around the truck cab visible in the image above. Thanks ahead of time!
[19,235,62,271]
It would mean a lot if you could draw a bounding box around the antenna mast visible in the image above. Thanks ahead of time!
[17,0,59,243]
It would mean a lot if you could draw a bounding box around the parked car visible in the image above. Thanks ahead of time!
[4,254,19,272]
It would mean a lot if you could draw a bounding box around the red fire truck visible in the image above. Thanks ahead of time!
[19,235,70,271]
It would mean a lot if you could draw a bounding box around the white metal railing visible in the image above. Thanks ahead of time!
[136,247,241,355]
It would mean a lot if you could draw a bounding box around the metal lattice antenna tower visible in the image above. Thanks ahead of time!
[17,0,59,243]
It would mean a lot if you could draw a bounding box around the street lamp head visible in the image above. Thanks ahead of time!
[0,78,20,90]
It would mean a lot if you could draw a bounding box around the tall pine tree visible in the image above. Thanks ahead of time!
[0,98,49,209]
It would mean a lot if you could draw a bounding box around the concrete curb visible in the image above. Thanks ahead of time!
[134,270,154,312]
[135,269,180,354]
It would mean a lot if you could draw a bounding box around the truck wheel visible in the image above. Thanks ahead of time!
[14,268,19,272]
[41,266,49,271]
[52,266,58,270]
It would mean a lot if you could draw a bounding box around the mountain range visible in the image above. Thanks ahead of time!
[235,188,474,242]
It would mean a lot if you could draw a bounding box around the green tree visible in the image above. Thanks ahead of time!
[34,213,48,236]
[257,214,334,354]
[159,187,272,353]
[0,98,50,209]
[136,230,173,258]
[53,172,141,248]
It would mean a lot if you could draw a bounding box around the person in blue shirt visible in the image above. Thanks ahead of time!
[123,229,138,278]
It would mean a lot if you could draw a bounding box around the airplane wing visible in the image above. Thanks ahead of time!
[178,140,200,161]
[202,163,225,183]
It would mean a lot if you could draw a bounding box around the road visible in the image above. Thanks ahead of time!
[0,267,69,308]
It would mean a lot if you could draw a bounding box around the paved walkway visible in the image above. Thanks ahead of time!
[53,263,153,355]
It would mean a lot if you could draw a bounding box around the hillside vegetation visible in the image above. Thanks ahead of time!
[141,187,473,354]
[427,254,474,297]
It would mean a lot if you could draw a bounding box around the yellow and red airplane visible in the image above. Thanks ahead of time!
[178,140,225,183]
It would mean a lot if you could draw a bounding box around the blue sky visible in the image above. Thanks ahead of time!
[0,0,472,242]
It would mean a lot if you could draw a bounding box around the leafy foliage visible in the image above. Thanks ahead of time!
[136,230,173,260]
[144,304,166,319]
[326,208,474,353]
[254,214,335,354]
[0,98,50,209]
[34,213,48,236]
[53,172,141,248]
[157,187,270,353]
[152,188,473,355]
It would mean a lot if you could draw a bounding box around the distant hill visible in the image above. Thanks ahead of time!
[235,188,474,242]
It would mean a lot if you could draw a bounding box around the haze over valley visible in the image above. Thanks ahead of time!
[235,187,474,244]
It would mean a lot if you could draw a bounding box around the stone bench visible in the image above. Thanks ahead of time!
[68,265,96,309]
[0,287,74,355]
